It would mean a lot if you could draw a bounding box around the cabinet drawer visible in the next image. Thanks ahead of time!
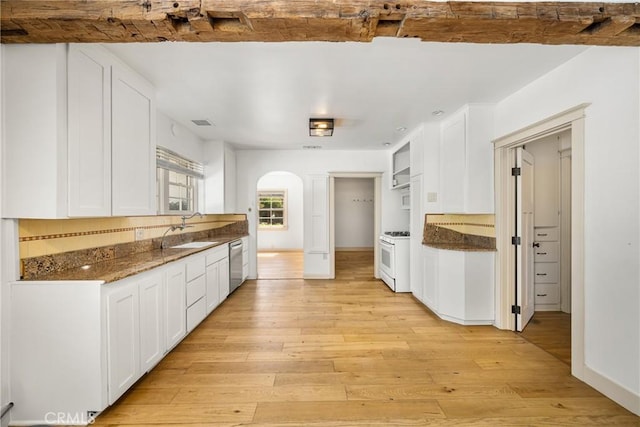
[206,246,228,266]
[534,227,558,242]
[186,296,206,332]
[534,262,559,283]
[534,242,559,263]
[186,275,206,306]
[535,283,560,304]
[186,255,206,282]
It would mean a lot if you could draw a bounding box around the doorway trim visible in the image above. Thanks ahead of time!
[493,103,587,376]
[328,172,382,279]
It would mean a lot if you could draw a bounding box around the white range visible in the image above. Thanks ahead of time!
[379,231,410,292]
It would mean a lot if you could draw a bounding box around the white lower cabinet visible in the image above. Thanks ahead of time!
[9,242,235,425]
[533,226,561,311]
[10,281,108,425]
[206,245,230,313]
[106,269,164,405]
[186,255,207,332]
[139,273,165,372]
[422,246,439,310]
[241,236,249,281]
[106,280,141,405]
[165,263,186,350]
[420,247,494,325]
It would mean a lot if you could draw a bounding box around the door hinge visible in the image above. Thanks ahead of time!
[512,236,521,245]
[511,167,521,176]
[511,305,521,314]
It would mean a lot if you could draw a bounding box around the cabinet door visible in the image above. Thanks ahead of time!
[206,262,220,314]
[219,258,230,301]
[139,272,164,373]
[68,45,112,217]
[441,114,466,213]
[106,281,140,405]
[410,175,423,300]
[423,246,439,311]
[111,65,156,216]
[165,264,186,350]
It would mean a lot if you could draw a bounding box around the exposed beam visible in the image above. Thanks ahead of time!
[1,1,639,46]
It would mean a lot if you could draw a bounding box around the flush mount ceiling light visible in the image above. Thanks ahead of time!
[432,110,445,116]
[309,118,334,137]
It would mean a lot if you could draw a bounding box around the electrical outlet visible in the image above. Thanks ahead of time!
[135,228,144,241]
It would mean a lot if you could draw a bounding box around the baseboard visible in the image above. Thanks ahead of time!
[257,248,303,252]
[582,365,640,415]
[335,247,374,252]
[303,274,332,279]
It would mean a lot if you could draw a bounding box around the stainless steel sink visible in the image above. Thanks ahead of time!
[170,241,219,249]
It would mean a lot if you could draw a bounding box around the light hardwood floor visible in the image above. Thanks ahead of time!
[520,311,572,366]
[94,253,638,426]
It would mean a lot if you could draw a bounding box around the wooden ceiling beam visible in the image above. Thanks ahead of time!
[1,1,639,46]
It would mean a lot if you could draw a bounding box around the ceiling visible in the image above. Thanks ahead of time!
[106,38,587,150]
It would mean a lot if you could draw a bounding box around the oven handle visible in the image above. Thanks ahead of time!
[379,239,394,249]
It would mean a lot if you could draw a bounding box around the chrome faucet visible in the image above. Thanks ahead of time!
[181,212,203,228]
[161,212,203,249]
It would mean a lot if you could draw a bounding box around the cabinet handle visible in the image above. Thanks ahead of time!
[538,233,548,237]
[536,293,548,297]
[536,273,547,276]
[536,252,547,255]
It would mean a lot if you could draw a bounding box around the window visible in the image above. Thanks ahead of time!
[156,147,203,214]
[258,190,287,229]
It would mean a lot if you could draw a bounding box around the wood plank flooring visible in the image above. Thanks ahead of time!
[94,253,638,426]
[257,251,303,279]
[520,311,572,366]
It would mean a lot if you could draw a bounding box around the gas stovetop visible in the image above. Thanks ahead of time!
[384,231,410,237]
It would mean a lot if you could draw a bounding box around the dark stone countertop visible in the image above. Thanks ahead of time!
[20,235,247,284]
[422,222,496,252]
[423,242,496,252]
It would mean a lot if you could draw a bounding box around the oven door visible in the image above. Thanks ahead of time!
[379,238,395,290]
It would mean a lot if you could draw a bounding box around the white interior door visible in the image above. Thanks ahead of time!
[516,147,535,331]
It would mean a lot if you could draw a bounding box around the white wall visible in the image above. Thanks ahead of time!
[495,47,640,409]
[335,178,375,249]
[156,110,204,162]
[236,149,408,278]
[257,171,303,250]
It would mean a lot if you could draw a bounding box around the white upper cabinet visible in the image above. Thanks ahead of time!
[111,65,156,216]
[409,126,424,178]
[391,142,410,189]
[68,45,112,217]
[1,44,156,219]
[440,104,494,213]
[2,45,68,218]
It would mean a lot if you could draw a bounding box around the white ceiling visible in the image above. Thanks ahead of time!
[106,38,587,151]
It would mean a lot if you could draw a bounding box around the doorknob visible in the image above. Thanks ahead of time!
[532,242,540,248]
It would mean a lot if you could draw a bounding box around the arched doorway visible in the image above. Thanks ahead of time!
[256,171,304,279]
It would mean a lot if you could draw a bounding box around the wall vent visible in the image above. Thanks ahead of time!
[191,119,213,126]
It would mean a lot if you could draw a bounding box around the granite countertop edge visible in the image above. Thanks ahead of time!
[423,242,497,252]
[20,234,248,284]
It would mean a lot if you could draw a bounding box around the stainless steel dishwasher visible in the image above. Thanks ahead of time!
[229,239,243,294]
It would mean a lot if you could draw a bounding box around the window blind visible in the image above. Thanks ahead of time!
[156,146,204,179]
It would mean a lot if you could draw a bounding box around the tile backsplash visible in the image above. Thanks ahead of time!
[19,214,246,259]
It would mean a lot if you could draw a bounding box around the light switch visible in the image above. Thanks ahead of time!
[427,192,438,202]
